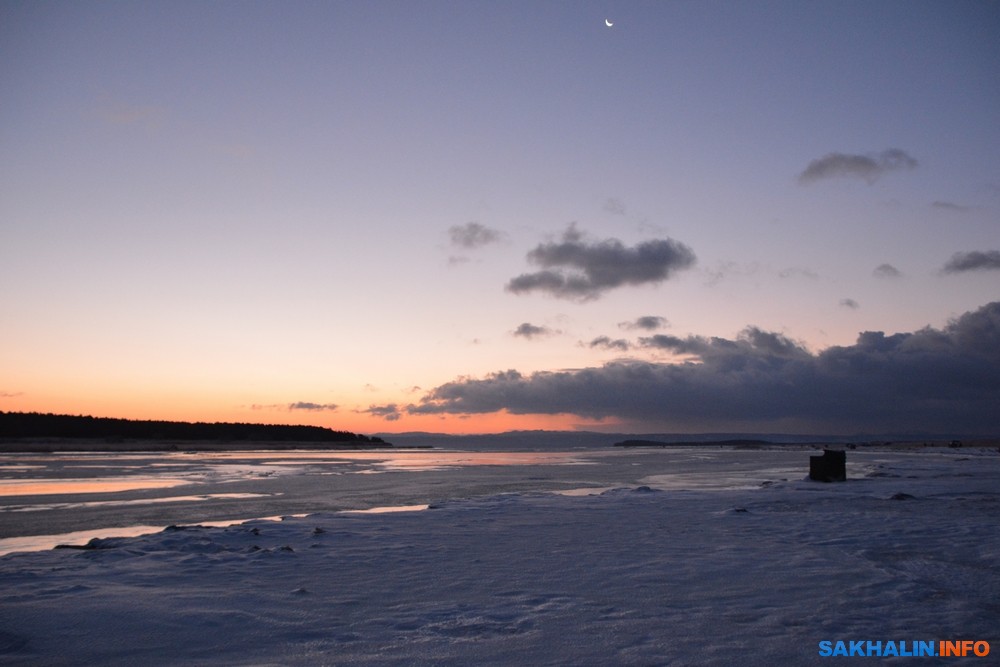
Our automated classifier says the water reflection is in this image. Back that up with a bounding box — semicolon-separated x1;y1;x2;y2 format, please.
0;450;598;499
190;450;593;469
0;525;169;556
342;504;430;514
553;486;617;496
0;449;623;556
0;448;838;557
3;492;276;512
0;503;429;556
0;477;189;496
0;513;308;556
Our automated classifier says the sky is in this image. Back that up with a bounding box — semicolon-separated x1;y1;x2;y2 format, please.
2;0;999;436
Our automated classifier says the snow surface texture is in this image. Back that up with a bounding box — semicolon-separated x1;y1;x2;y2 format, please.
1;451;998;665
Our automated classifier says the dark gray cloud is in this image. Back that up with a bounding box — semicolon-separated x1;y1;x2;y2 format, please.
513;323;555;339
288;401;339;411
798;149;918;185
407;302;1000;434
449;222;502;249
942;250;1000;274
840;298;860;310
365;404;401;421
506;224;696;301
589;336;631;351
619;316;668;331
873;263;902;278
638;334;713;356
640;327;807;359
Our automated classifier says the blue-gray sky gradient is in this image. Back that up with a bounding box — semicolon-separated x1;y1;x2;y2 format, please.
2;1;998;433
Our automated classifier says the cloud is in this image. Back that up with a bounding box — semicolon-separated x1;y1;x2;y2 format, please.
513;323;556;339
703;261;762;287
449;222;502;249
506;224;696;301
0;391;24;398
942;250;1000;274
798;149;918;185
619;316;668;331
288;402;339;411
364;404;402;421
638;334;711;356
778;267;819;281
639;327;807;359
931;201;972;213
252;402;339;412
873;263;902;278
406;302;1000;434
603;197;626;215
840;298;860;310
589;336;631;351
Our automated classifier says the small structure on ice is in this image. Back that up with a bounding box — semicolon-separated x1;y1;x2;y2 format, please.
809;449;846;482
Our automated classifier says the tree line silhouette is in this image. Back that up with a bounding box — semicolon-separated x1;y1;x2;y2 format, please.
0;411;386;445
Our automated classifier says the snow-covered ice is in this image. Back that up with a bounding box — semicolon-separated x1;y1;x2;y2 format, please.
0;447;998;665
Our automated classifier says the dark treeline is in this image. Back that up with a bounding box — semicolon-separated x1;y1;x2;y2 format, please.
0;412;386;445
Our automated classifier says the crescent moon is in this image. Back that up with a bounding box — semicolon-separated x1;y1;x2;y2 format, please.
605;18;614;27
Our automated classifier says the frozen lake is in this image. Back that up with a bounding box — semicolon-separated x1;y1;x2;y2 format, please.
1;446;831;554
1;444;997;665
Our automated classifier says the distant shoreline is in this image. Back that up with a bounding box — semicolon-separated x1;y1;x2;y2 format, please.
0;438;396;453
2;436;997;454
613;438;1000;451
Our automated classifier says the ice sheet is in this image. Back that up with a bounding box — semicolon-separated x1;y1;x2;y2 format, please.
0;448;997;665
